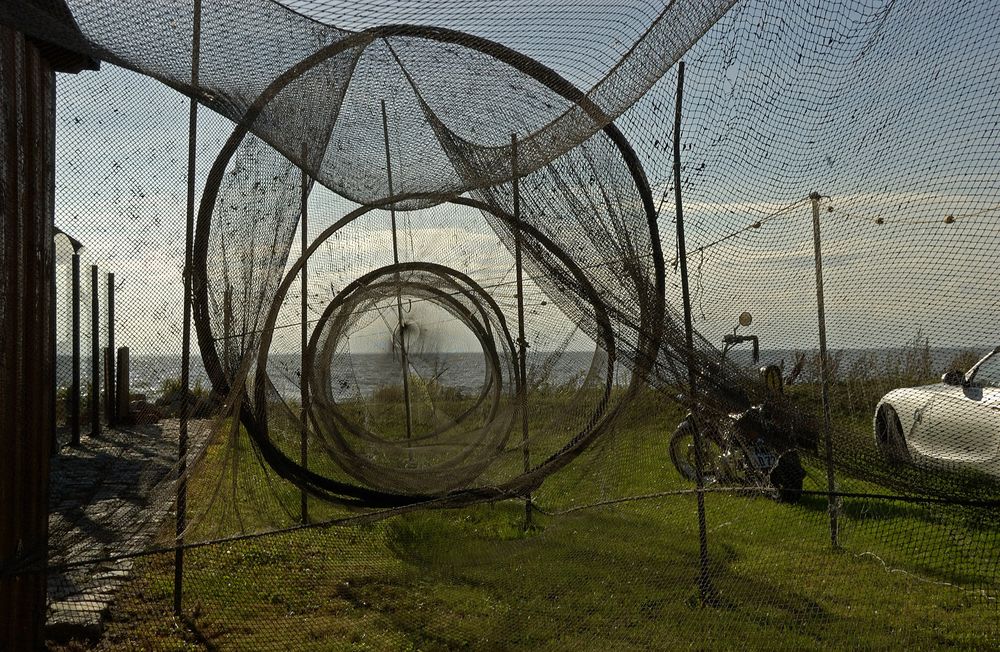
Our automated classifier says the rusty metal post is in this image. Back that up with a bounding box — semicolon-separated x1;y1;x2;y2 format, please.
810;191;840;549
512;133;532;529
175;0;202;616
223;284;233;372
381;99;414;456
299;144;309;524
673;62;713;603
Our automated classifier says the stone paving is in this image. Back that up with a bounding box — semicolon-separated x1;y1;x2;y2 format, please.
45;419;212;641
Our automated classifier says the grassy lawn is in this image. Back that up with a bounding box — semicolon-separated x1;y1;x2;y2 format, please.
65;387;999;650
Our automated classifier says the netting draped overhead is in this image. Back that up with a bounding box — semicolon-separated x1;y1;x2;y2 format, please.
5;0;735;203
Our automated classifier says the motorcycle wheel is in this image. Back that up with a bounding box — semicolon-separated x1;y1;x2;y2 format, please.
769;450;805;503
669;420;723;484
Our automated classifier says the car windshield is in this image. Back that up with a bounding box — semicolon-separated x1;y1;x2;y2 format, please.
970;351;1000;388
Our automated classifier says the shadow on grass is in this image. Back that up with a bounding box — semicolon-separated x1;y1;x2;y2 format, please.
377;502;837;649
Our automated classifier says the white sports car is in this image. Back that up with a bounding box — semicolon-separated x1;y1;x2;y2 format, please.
874;346;1000;477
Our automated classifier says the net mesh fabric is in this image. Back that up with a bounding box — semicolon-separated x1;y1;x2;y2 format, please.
1;0;999;648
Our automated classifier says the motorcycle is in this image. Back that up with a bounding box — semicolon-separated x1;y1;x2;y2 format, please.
668;312;807;503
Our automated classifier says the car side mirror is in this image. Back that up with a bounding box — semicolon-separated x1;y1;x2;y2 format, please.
941;370;964;386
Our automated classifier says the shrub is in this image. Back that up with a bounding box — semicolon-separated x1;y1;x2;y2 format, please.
944;349;982;375
155;376;220;417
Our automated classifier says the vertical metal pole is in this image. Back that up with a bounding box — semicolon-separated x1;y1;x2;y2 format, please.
381;99;414;453
90;264;100;436
299;144;309;524
175;0;202;616
810;191;839;549
222;285;233;372
70;252;80;445
673;62;713;603
511;134;532;528
106;271;115;426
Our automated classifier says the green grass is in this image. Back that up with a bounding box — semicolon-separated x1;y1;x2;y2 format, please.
62;386;1000;651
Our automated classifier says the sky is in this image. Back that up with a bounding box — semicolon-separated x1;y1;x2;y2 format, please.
50;0;1000;362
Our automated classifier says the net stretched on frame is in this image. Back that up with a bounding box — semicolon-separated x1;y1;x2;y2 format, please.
1;0;999;648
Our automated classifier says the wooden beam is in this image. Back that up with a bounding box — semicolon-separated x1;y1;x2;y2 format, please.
0;23;57;650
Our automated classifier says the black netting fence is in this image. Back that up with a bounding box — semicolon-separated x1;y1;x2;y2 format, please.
0;0;998;648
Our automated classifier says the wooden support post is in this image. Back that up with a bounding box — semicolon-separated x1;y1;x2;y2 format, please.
0;22;95;648
90;264;100;436
50;232;58;454
106;271;115;425
70;251;81;445
810;191;840;549
103;346;113;417
0;28;55;647
116;346;130;425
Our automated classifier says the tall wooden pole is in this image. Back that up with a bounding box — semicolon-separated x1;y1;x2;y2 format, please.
106;271;115;425
0;29;55;647
811;191;839;548
512;134;532;528
672;61;713;603
70;251;81;445
381;99;414;455
0;23;94;649
50;236;58;454
91;264;100;436
175;0;202;615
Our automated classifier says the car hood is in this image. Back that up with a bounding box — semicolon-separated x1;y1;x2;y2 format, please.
882;383;955;403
